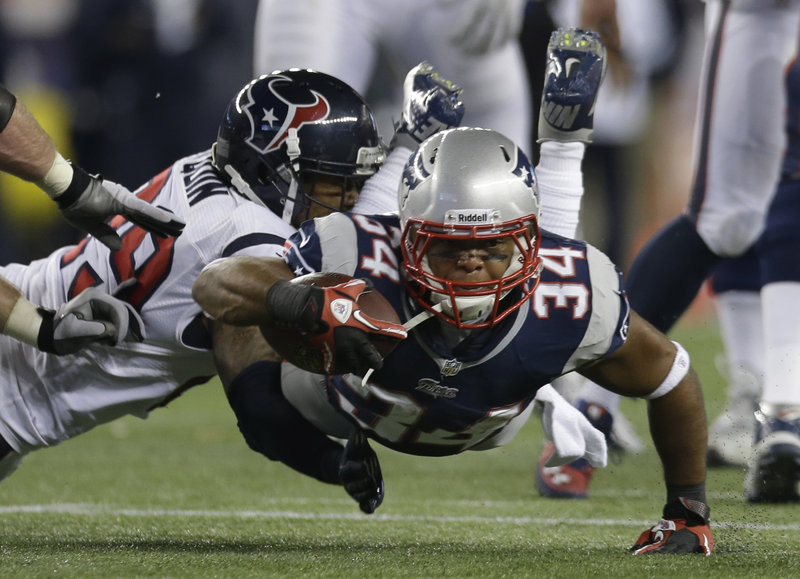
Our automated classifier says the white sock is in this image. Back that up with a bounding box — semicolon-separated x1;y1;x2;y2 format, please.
535;141;585;238
761;282;800;407
714;290;765;386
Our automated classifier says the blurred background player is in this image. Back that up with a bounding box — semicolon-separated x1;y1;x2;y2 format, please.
536;0;800;501
744;40;800;503
253;0;532;151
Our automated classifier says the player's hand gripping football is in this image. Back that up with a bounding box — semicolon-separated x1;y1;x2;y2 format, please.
56;164;185;250
37;287;145;355
631;497;714;556
339;429;384;514
265;277;407;375
390;61;465;151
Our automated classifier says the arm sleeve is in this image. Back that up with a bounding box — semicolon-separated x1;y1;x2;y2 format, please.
226;360;344;484
352;146;412;215
535;141;585;238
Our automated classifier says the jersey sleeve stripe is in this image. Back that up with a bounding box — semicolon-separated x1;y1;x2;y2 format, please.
222;233;286;257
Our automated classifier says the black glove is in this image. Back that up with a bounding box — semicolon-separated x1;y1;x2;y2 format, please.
631;497;714;556
37;288;145;355
266;278;405;375
339;429;384;514
57;164;185;250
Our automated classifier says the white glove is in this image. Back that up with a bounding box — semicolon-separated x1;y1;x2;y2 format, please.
440;0;528;55
534;384;607;468
57;165;185;250
37;287;145;355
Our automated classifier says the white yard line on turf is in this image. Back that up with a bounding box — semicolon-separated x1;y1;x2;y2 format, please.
0;503;797;531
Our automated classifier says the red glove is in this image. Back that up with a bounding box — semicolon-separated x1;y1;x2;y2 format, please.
631;498;714;556
266;277;407;375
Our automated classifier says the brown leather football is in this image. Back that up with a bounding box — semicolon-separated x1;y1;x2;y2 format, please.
260;272;403;374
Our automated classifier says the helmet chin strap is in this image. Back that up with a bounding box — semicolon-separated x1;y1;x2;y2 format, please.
223;165;263;207
281;172;299;223
361;302;444;384
281;127;302;223
403;301;444;331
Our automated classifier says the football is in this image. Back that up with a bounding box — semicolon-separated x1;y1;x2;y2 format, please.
260;272;404;374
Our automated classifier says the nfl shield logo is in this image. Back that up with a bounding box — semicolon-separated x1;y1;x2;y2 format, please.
440;359;462;377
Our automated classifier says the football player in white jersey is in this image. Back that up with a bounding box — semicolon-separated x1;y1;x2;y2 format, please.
0;69;398;480
0;84;185;358
253;0;533;147
194;126;715;555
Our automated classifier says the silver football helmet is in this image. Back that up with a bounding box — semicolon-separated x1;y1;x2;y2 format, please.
398;127;542;329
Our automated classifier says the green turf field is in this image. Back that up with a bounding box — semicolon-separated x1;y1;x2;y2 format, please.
1;320;798;578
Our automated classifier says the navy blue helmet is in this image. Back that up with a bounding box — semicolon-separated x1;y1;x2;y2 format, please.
213;69;385;224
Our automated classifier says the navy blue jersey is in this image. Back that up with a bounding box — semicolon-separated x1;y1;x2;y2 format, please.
284;212;630;456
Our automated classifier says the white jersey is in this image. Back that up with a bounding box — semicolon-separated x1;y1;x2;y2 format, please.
253;0;531;150
690;0;800;255
0;150;295;454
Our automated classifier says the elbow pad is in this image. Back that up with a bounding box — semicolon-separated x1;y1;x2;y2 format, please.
226;360;343;484
0;85;17;133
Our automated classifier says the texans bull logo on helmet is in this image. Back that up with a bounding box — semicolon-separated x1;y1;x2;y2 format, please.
241;74;331;155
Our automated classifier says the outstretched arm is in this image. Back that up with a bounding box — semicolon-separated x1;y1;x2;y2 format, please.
0;85;184;249
0;87;55;180
579;310;713;555
579;310;707;487
1;279;144;355
193;256;294;326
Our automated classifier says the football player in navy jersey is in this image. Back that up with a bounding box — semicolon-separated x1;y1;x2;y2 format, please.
194;127;715;555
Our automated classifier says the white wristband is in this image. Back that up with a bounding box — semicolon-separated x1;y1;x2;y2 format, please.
35;152;73;199
3;296;43;347
644;341;690;400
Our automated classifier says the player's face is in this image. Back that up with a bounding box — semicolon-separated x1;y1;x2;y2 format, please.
426;236;515;283
302;174;361;221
